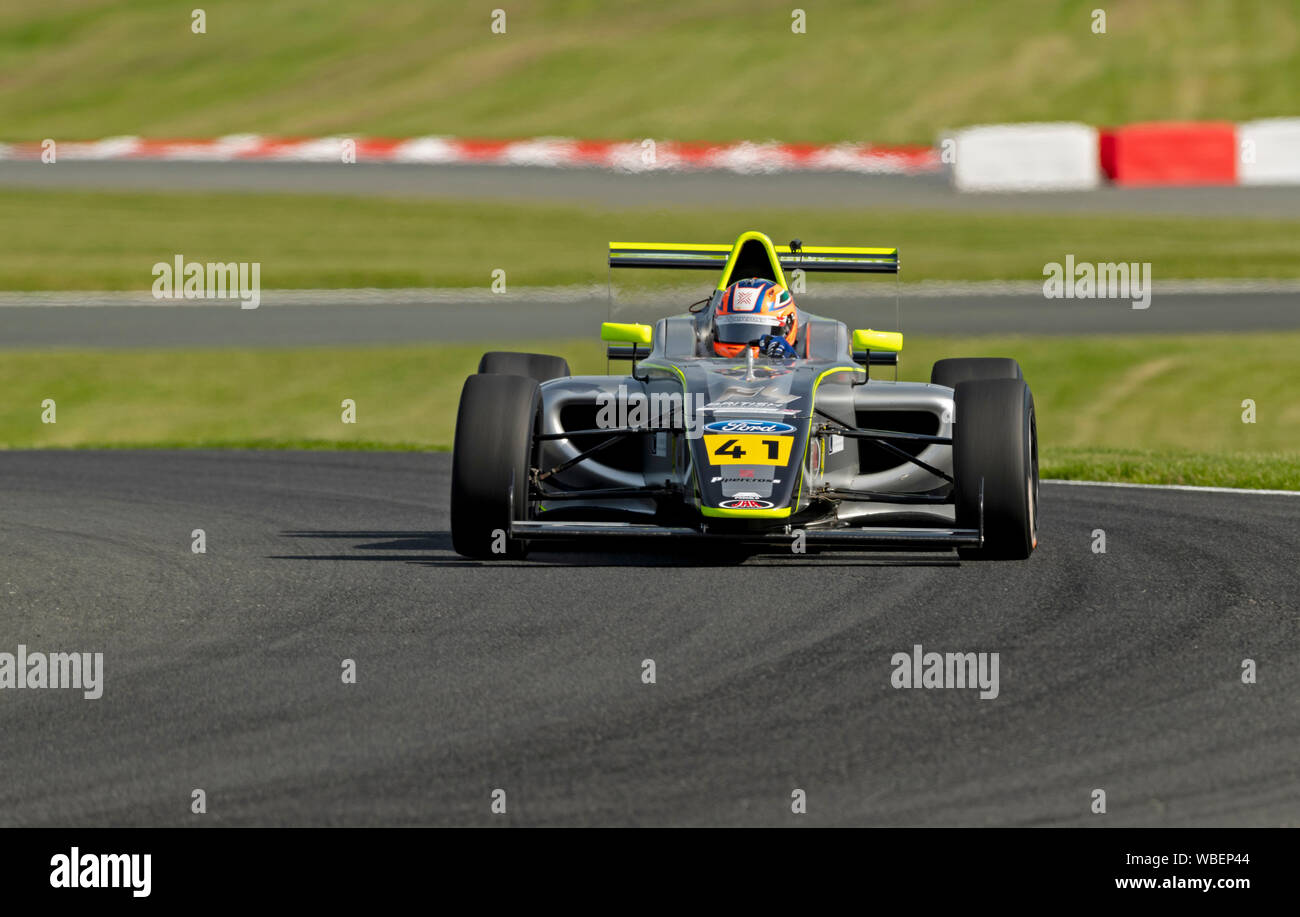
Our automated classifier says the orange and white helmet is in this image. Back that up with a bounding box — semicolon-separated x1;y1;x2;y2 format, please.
711;278;798;357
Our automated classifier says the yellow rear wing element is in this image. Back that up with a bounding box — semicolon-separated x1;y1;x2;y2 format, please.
609;230;899;290
600;322;653;345
852;329;904;352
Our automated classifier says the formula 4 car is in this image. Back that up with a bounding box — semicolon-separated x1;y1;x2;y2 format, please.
450;230;1037;560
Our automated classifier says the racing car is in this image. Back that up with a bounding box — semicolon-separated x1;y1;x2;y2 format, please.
450;230;1037;560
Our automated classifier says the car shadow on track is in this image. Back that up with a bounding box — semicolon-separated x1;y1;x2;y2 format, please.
271;530;960;568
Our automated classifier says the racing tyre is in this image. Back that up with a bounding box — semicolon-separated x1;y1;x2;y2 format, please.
931;357;1021;389
477;351;570;383
450;373;541;559
952;378;1038;560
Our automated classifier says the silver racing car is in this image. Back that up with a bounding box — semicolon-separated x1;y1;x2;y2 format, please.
450;230;1038;560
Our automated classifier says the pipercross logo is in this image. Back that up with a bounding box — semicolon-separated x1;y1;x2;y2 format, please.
50;848;151;897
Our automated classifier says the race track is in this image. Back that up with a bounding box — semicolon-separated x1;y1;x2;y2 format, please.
2;451;1295;826
5;290;1299;349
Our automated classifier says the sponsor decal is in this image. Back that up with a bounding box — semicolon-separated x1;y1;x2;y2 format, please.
704;419;796;435
706;383;801;409
716;310;770;323
719;498;775;510
713;366;793;380
704;400;800;414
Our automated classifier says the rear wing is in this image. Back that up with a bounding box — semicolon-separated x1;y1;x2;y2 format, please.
608;230;898;289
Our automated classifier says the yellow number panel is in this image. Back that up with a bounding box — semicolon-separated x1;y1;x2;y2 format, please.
703;434;794;466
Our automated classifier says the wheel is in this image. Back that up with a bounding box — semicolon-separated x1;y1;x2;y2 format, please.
450;373;541;559
931;357;1021;388
477;351;570;383
952;378;1038;560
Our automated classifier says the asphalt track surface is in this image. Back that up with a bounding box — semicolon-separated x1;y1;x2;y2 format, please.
2;450;1296;827
4;291;1298;349
5;160;1300;216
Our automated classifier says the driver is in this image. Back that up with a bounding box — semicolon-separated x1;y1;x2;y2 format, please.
710;277;799;358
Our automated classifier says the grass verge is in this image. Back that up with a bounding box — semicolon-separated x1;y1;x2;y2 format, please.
5;190;1300;290
3;1;1297;144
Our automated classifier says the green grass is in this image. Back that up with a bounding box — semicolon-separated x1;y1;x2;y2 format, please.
5;333;1297;488
1041;447;1298;490
2;1;1297;144
5;189;1300;291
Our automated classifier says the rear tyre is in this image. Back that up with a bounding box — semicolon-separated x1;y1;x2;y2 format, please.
477;351;570;383
931;357;1021;389
450;373;541;559
953;378;1038;560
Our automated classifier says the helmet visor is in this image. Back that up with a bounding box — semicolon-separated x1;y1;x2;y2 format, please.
714;313;782;345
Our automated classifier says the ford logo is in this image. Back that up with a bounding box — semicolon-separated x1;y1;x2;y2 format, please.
704;420;796;435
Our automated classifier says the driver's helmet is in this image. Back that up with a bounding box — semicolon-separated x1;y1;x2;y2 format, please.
711;277;798;357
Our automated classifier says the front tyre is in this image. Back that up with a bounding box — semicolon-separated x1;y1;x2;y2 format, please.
450;373;541;559
477;351;570;383
931;357;1022;388
953;378;1038;560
